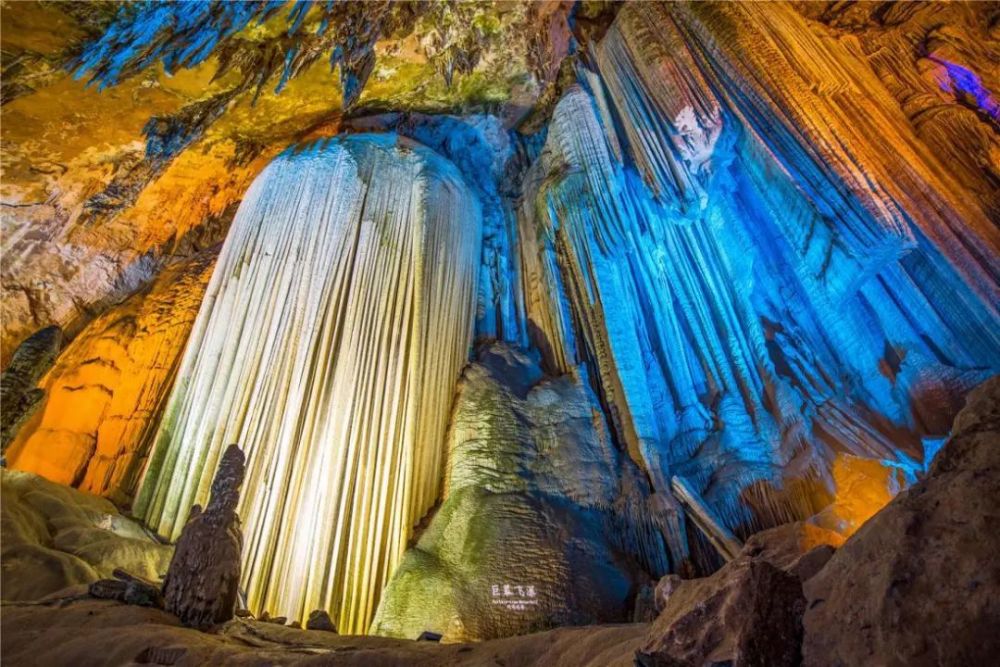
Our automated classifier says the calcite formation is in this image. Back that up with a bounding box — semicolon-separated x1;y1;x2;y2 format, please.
372;343;663;641
5;251;216;502
514;2;999;574
163;444;245;631
1;0;998;651
134;135;482;633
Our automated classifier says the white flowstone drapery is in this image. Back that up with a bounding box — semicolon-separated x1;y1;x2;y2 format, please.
134;135;482;633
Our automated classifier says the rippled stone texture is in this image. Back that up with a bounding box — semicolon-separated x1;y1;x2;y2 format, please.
372;342;663;641
515;2;999;574
6;251;216;502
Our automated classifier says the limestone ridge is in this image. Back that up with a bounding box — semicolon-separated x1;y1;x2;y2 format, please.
163;444;245;631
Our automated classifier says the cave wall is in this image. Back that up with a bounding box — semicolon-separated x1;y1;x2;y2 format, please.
5;250;217;504
511;1;998;569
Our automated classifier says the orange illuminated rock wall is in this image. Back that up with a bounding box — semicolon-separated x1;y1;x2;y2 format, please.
6;251;216;503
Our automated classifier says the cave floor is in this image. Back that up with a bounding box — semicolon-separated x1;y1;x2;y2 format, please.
1;595;646;667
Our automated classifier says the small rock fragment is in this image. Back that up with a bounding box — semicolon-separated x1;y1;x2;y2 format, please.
306;609;337;632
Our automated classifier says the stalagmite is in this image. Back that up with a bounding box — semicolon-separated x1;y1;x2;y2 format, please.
163;444;245;630
134;134;482;633
372;342;666;641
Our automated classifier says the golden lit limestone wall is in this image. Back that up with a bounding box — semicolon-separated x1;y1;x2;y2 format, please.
792;1;1000;223
6;251;216;504
134;135;482;634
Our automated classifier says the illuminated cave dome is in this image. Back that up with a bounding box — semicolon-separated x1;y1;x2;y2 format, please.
1;1;999;664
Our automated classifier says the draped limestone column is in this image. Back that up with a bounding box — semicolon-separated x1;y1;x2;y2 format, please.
134;134;482;633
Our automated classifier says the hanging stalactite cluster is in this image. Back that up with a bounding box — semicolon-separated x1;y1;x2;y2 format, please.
133;135;482;633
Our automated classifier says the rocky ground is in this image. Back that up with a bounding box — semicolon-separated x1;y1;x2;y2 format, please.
2;376;997;666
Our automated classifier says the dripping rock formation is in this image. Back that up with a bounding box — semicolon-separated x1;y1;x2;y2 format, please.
162;444;245;631
1;1;998;665
1;376;997;665
134;134;483;634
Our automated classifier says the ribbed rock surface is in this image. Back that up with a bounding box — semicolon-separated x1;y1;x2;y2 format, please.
793;1;1000;223
0;1;575;367
6;250;216;503
515;2;1000;573
135;135;482;634
372;343;663;641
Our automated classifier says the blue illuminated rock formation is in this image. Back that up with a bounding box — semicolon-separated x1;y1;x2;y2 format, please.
509;2;1000;575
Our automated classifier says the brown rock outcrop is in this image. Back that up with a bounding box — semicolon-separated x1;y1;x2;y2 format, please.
162;444;245;631
638;559;805;667
740;521;845;583
638;520;842;666
803;375;1000;667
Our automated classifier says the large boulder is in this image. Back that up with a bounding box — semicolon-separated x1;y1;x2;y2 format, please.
638;559;805;667
638;520;842;666
803;375;1000;666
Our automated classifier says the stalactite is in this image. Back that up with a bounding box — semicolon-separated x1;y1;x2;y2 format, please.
515;0;1000;566
133;134;482;633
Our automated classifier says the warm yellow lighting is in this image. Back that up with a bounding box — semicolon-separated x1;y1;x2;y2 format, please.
134;136;482;634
